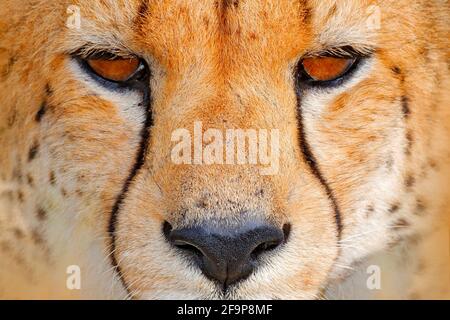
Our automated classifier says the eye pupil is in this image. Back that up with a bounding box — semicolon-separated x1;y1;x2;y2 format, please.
301;56;356;82
87;57;141;82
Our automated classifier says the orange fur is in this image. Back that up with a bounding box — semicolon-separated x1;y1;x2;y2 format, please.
0;0;448;299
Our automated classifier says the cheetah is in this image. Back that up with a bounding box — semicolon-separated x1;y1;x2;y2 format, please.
0;0;449;299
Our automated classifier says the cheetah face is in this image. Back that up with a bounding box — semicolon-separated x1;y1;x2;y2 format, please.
1;0;448;299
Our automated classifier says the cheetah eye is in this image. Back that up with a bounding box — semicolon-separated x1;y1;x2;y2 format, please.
301;56;356;82
296;46;374;88
73;50;149;88
87;57;142;82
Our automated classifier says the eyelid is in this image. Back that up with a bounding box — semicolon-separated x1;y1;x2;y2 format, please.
69;46;136;61
303;45;375;59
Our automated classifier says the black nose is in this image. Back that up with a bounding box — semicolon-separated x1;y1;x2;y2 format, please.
164;221;289;290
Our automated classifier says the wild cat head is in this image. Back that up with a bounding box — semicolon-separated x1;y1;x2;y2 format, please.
0;0;448;299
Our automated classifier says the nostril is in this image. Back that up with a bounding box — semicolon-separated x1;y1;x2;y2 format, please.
250;224;291;260
250;239;282;259
164;223;208;259
173;240;204;258
163;222;290;289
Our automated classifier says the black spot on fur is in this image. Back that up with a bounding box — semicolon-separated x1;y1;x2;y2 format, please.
26;174;34;187
302;7;312;24
7;109;17;127
405;174;415;190
31;230;44;245
405;131;413;156
13;228;24;239
61;188;67;197
428;159;438;170
36;84;52;122
49;171;56;185
389;203;401;214
299;0;312;23
414;198;427;215
394;218;410;228
222;0;239;10
134;0;150;30
28;142;39;162
37;208;47;221
138;0;149;16
17;190;24;203
35;102;47;122
391;66;402;75
401;96;410;118
196;198;208;209
385;156;394;171
366;204;375;217
45;84;53;96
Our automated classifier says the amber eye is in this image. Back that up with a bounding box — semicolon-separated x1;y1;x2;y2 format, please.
87;57;141;82
301;56;356;82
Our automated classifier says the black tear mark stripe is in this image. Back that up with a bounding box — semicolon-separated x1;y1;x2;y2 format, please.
295;85;343;240
293;0;342;241
108;84;153;297
295;5;343;241
402;95;410;119
109;3;154;295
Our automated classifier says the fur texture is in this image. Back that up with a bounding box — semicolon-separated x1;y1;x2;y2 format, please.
0;0;449;299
